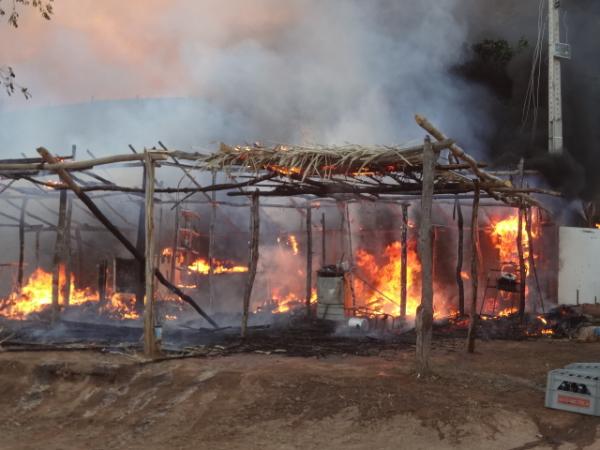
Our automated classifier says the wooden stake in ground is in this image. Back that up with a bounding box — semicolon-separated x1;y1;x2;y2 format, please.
400;202;409;318
416;136;435;375
455;196;465;316
467;184;480;353
241;191;260;338
51;190;67;322
517;206;527;320
18;198;28;290
144;152;158;357
305;205;313;317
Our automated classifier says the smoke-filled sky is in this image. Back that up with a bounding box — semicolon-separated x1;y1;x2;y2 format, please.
0;0;596;176
0;0;503;156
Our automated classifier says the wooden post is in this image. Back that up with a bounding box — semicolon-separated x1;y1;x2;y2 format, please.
339;203;346;263
455;196;465;316
345;203;357;310
416;136;435;375
525;207;545;313
517;206;527;319
62;196;73;306
135;162;148;313
321;213;326;267
35;229;40;268
98;260;107;304
51;190;67;322
144;152;158;357
208;171;217;312
17;198;28;290
241;191;260;338
400;202;409;318
75;226;83;285
170;204;180;284
467;184;480;353
305;205;313;317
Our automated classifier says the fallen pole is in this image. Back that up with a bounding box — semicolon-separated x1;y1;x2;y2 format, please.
37;147;219;329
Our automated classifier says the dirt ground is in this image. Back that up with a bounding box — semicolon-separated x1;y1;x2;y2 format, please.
1;339;599;450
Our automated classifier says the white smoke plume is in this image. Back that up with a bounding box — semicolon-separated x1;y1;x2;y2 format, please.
0;0;497;158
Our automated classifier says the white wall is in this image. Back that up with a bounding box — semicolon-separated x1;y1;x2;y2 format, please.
558;227;600;304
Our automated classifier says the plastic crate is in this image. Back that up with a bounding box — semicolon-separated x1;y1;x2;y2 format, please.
545;367;600;416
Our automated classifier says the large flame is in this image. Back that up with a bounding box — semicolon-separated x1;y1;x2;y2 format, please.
489;212;536;270
0;266;139;320
354;241;423;317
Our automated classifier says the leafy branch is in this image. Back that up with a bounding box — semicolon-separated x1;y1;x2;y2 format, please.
0;66;31;98
0;0;53;98
0;0;53;27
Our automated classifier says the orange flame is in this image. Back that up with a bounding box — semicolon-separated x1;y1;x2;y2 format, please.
187;258;248;275
354;241;423;317
0;266;140;320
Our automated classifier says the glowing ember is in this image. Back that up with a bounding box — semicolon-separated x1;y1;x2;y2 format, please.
258;288;317;314
497;307;518;317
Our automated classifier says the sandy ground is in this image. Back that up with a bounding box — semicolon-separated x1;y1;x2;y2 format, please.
0;339;599;450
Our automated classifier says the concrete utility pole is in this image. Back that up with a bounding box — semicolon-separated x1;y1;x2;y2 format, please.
548;0;571;155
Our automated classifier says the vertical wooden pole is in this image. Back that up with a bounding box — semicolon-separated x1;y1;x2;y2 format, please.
241;191;260;338
517;206;527;320
18;198;28;290
467;184;480;353
144;152;158;357
525;207;545;313
321;213;326;267
455;196;465;316
35;229;41;269
345;203;357;310
98;260;107;305
75;226;83;285
416;136;435;375
339;203;346;263
400;202;409;318
170;204;180;284
305;205;313;317
52;190;67;322
62;196;73;306
208;171;217;312
135;162;148;313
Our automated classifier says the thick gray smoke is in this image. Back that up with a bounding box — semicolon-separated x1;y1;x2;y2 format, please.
0;0;496;159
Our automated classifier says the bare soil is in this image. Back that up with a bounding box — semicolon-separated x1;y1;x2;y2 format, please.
1;339;599;450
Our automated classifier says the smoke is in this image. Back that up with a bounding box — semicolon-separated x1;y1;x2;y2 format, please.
0;0;498;157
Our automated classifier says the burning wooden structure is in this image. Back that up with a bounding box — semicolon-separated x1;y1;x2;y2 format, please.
0;115;561;369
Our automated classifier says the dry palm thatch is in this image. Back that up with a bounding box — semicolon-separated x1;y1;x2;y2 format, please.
196;141;452;180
